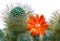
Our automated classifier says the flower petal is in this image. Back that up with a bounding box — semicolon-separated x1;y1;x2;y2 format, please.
29;24;35;28
30;16;35;21
28;27;32;31
36;14;39;23
32;29;38;36
39;30;46;36
39;14;45;23
27;20;35;25
41;23;48;30
40;21;46;25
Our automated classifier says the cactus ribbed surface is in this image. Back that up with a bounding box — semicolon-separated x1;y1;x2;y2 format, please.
17;34;33;41
49;10;60;41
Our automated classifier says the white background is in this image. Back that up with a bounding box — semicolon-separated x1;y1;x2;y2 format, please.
0;0;60;29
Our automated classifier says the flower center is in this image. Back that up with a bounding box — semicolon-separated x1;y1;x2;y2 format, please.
35;23;40;27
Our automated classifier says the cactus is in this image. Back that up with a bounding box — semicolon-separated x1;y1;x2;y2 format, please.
7;7;27;32
17;33;33;41
0;29;4;37
32;35;40;41
10;7;25;17
0;37;8;41
43;31;53;41
49;10;60;41
5;7;26;41
3;3;33;41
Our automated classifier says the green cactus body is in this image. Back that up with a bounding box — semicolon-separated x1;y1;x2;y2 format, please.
0;37;8;41
43;31;53;41
17;34;33;41
0;29;4;37
49;10;60;41
10;7;25;17
3;4;32;41
32;35;40;41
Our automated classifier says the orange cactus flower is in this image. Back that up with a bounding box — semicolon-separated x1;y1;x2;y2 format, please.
27;14;48;36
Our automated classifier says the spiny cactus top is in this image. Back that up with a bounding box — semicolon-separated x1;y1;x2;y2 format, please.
10;7;25;17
